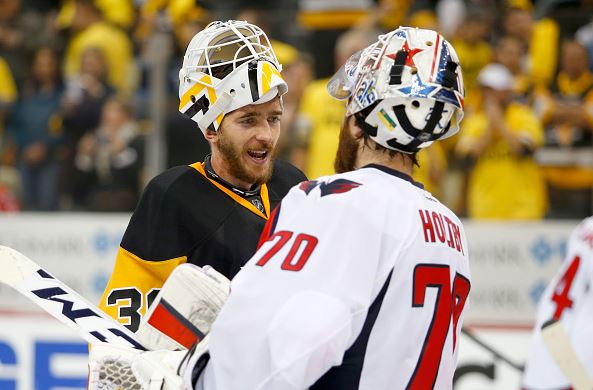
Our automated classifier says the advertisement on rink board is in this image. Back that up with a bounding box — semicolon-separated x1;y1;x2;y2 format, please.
0;214;579;389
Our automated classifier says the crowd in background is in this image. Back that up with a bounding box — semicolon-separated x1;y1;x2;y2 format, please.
0;0;592;219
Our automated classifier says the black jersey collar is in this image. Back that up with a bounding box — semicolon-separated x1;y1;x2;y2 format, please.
204;155;262;198
361;164;424;189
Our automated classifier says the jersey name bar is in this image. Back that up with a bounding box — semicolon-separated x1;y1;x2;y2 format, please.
418;209;464;254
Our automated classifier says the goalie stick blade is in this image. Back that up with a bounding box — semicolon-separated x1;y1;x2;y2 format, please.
0;245;147;351
541;319;593;390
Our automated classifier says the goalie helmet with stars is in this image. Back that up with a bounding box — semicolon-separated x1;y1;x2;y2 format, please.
327;27;465;153
178;20;288;134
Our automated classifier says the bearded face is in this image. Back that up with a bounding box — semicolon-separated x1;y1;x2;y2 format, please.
209;98;282;190
216;127;276;187
334;116;360;174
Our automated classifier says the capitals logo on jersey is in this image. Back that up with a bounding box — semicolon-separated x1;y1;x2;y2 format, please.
299;179;362;197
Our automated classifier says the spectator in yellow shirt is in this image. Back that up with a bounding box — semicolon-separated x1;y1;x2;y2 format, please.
450;8;493;112
533;40;593;218
456;64;547;219
298;28;378;179
60;0;134;94
493;35;533;102
502;5;560;88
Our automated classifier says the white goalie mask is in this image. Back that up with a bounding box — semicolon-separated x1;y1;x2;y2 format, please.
328;27;465;153
179;20;287;133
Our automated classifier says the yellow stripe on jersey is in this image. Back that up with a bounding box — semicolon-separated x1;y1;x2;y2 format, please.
190;162;270;219
99;247;187;325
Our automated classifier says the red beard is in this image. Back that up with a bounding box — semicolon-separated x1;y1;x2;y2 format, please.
334;117;359;174
217;131;275;187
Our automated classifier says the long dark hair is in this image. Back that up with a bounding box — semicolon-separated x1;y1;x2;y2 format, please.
24;45;63;96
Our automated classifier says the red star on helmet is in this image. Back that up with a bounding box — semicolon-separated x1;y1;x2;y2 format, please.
386;41;423;67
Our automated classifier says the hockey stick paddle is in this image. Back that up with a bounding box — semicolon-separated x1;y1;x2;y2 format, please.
0;245;147;350
541;319;593;390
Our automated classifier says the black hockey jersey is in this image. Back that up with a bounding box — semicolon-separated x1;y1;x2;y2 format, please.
99;159;306;331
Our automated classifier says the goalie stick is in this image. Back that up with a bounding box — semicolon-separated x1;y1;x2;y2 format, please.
541;319;593;390
461;327;524;372
0;245;147;351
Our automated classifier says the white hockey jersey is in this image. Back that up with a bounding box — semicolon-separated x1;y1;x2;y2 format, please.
522;216;593;390
197;164;472;390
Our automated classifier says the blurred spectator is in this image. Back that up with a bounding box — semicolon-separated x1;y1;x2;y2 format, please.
60;46;116;206
62;46;115;145
456;64;547;219
72;97;144;211
492;35;532;101
298;28;378;179
576;17;593;72
0;0;54;89
59;0;134;94
275;52;314;171
450;8;493;111
533;40;593;218
0;55;20;212
10;46;64;211
502;4;560;89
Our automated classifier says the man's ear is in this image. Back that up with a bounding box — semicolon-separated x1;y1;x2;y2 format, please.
349;115;364;138
203;129;218;144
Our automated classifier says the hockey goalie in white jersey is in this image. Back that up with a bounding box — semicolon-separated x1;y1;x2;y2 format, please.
89;26;471;390
522;216;593;390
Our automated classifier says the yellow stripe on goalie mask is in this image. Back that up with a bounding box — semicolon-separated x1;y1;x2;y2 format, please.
179;74;223;128
179;74;218;109
259;61;284;97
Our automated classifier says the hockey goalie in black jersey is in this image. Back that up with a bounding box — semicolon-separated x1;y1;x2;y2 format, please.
99;20;306;332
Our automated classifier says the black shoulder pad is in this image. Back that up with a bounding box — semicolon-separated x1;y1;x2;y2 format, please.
267;160;308;203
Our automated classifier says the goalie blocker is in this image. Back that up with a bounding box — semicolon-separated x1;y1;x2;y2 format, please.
89;264;229;390
136;264;230;351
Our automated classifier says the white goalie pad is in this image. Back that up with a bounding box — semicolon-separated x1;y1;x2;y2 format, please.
136;264;231;350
